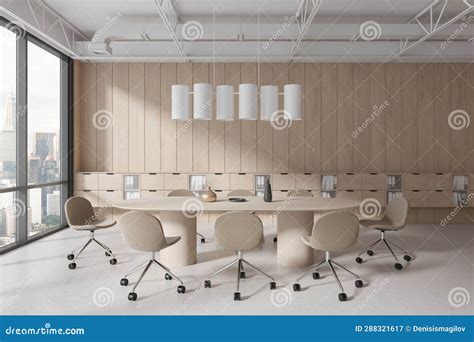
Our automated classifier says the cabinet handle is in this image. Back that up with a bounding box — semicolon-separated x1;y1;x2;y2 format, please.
238;173;246;175
106;172;114;175
148;173;157;175
303;172;312;175
172;173;180;175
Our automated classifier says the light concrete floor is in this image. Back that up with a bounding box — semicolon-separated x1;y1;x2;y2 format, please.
0;222;472;315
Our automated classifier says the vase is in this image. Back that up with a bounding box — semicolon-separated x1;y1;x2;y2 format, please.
198;186;217;202
264;179;272;202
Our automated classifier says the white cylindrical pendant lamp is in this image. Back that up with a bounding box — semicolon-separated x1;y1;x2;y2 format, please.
216;85;234;121
284;84;302;120
193;83;212;120
239;83;257;120
172;85;191;120
260;85;278;121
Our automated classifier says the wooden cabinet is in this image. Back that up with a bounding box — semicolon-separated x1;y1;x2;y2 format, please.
230;174;254;190
338;173;362;190
140;174;165;190
164;173;188;190
403;174;428;190
361;174;385;190
295;173;320;190
74;190;99;207
98;173;122;190
272;174;296;190
428;174;451;190
427;190;452;207
207;174;230;190
75;173;99;190
140;190;165;199
361;190;386;206
403;190;428;207
337;190;362;201
98;190;123;207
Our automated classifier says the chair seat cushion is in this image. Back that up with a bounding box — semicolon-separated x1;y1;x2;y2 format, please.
164;236;180;248
360;217;396;230
71;219;116;231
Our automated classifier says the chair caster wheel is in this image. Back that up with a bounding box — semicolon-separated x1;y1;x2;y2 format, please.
204;280;211;288
67;254;74;260
234;292;241;301
68;262;76;270
367;250;374;256
120;278;128;286
312;272;320;280
201;238;206;243
338;293;347;301
273;237;277;243
240;271;246;279
109;258;117;265
105;251;112;257
165;273;172;280
355;280;363;288
404;255;411;261
270;282;276;290
355;257;363;264
293;283;301;292
128;292;137;301
395;263;403;270
177;285;186;294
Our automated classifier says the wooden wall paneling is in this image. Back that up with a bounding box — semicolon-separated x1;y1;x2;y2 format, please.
449;64;466;171
321;63;338;172
417;64;434;172
73;61;81;172
144;63;161;172
209;63;225;172
337;63;354;172
176;63;193;172
305;63;321;171
96;64;113;172
128;63;145;172
385;63;402;172
418;208;433;224
433;64;450;172
112;63;129;172
192;63;210;172
224;63;241;172
160;63;177;172
466;64;474;171
353;64;370;172
257;63;274;172
273;63;290;172
289;63;306;172
401;64;418;172
369;63;386;172
240;63;257;172
80;63;97;171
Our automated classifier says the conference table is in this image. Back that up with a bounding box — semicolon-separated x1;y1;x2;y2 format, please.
114;196;360;268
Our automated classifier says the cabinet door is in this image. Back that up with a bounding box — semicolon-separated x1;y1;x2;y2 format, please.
427;191;452;207
403;174;428;190
428;174;451;190
98;173;122;190
230;174;254;190
337;190;362;201
207;174;230;190
272;174;296;190
295;174;320;190
140;190;165;199
98;190;123;207
361;190;386;206
75;173;99;190
164;173;188;190
74;190;99;207
140;174;165;190
338;174;362;190
361;174;385;190
403;190;428;207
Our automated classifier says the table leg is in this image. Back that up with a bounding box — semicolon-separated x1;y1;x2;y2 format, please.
159;211;197;267
277;211;315;267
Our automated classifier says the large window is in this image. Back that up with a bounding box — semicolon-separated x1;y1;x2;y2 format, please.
0;18;71;251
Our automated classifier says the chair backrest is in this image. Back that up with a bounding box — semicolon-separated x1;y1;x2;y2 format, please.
119;211;168;252
308;211;359;252
167;189;195;197
215;212;263;251
384;196;409;228
65;196;95;228
286;189;314;197
227;189;254;197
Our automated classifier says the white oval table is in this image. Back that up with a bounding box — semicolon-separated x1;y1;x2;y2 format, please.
114;196;359;267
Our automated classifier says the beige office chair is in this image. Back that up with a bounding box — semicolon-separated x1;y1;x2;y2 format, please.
119;211;185;301
227;189;254;197
355;196;412;270
167;189;207;243
64;196;117;269
273;189;314;243
292;212;364;302
203;212;276;301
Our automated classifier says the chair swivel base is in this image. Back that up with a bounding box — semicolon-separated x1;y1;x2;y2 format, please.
355;230;413;270
120;252;185;301
292;252;365;302
67;231;116;269
204;251;276;301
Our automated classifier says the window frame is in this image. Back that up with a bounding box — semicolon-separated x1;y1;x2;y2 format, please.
0;17;73;254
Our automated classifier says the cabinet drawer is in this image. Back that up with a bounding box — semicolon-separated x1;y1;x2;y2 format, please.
272;174;296;190
273;190;290;200
337;190;361;202
75;173;98;190
361;174;385;190
74;190;99;207
140;190;165;199
207;174;230;190
428;174;451;190
403;190;428;207
230;174;254;190
427;191;452;207
164;173;188;190
98;190;123;207
295;174;320;190
361;190;386;206
338;174;362;190
140;174;164;190
403;174;428;190
98;173;122;190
